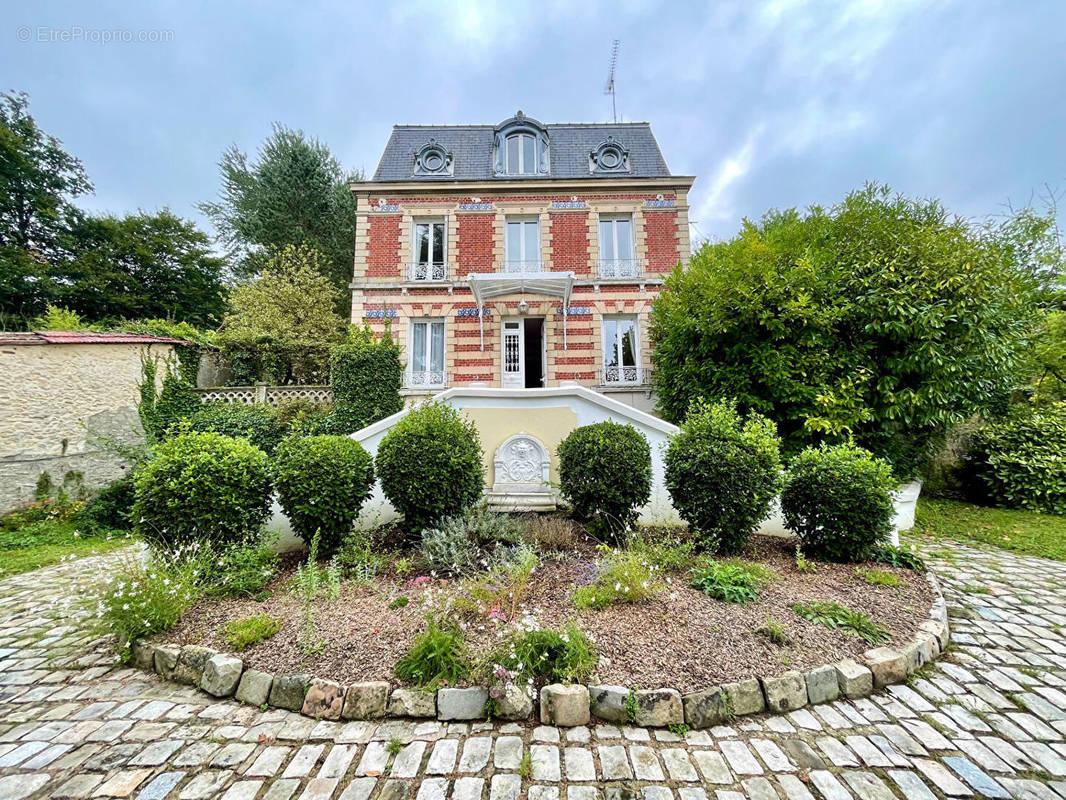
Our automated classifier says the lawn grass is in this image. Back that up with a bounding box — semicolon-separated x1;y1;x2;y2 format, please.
0;521;134;578
913;498;1066;562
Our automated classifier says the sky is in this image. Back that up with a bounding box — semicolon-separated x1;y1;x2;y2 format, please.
4;0;1065;246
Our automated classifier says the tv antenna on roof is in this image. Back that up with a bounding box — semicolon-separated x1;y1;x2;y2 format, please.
604;39;620;123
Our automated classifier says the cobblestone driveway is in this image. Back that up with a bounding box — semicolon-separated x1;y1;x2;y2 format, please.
2;543;1066;800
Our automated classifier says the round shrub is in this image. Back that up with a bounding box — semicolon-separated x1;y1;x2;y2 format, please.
781;443;896;562
376;402;484;533
664;399;781;554
187;403;283;454
968;404;1066;514
133;431;273;551
273;434;376;554
557;421;652;537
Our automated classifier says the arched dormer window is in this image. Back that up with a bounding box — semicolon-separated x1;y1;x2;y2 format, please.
493;111;549;176
590;136;630;174
413;139;453;176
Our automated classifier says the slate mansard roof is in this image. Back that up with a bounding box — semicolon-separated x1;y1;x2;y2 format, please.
369;113;674;183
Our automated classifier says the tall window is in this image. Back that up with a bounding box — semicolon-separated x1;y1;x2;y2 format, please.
505;133;537;175
505;218;540;271
409;319;445;387
411;220;446;281
603;316;640;384
598;215;637;277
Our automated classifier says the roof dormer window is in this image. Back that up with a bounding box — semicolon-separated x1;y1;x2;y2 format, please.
494;111;549;177
590;136;630;174
413;139;453;176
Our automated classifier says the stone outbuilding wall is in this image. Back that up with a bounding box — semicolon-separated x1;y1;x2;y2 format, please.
0;331;184;512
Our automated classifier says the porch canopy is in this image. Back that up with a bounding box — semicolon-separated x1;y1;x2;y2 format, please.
466;271;576;350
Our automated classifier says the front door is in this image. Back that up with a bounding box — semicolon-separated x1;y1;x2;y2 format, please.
501;320;524;388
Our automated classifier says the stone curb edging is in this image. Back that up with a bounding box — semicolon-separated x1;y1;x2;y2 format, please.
130;571;949;729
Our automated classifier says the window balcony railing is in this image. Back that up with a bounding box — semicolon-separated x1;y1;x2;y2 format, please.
407;261;449;281
501;260;544;274
403;370;448;390
602;365;644;386
597;259;643;279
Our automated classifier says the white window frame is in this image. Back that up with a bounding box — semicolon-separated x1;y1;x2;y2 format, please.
598;214;638;278
505;132;537;175
602;315;641;385
410;218;447;281
504;217;540;271
407;318;446;388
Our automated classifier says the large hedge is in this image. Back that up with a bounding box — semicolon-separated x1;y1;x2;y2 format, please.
968;404;1066;514
664;399;781;554
781;443;897;562
329;325;404;434
187;403;283;454
651;185;1048;478
557;421;652;538
273;435;376;554
133;431;272;551
376;402;483;533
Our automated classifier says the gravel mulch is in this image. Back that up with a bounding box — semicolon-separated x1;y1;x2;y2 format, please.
164;534;935;694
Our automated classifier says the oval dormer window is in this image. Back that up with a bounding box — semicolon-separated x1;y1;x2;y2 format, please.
590;137;630;174
413;139;453;176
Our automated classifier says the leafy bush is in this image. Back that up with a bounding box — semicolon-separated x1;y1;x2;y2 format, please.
557;421;652;538
690;559;773;604
968;404;1066;515
187;403;283;454
792;601;889;644
329;325;404;434
781;442;896;562
196;537;279;598
394;617;470;687
493;622;596;685
273;434;375;554
664;399;782;554
79;474;136;531
873;544;926;572
573;547;661;610
133;431;273;551
92;552;200;655
376;402;484;533
222;614;281;651
420;508;524;575
650;185;1047;477
2;496;83;532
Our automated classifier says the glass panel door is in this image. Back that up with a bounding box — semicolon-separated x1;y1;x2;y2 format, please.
413;221;446;280
501;320;524;388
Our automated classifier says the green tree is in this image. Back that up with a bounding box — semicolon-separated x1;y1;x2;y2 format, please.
651;184;1048;477
217;244;345;383
54;210;226;327
0;91;92;321
199;124;359;301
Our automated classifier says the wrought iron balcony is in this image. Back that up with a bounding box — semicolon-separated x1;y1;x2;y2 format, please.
602;365;644;385
501;260;544;274
403;370;448;389
407;261;449;281
597;259;643;278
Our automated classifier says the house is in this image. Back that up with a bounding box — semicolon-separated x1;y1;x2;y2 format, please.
349;111;693;411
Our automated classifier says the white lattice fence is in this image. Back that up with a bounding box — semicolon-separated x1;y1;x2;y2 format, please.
195;385;333;406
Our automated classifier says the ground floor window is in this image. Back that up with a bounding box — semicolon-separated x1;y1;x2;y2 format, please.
408;319;445;387
602;316;640;384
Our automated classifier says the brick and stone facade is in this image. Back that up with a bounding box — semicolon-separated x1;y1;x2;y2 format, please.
350;113;693;411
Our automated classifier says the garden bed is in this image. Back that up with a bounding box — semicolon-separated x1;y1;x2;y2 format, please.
162;532;934;694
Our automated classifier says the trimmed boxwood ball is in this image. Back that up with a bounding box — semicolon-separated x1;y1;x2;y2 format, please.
133;431;272;551
557;421;652;538
664;399;781;554
781;442;896;562
967;404;1066;515
273;434;376;554
376;402;484;533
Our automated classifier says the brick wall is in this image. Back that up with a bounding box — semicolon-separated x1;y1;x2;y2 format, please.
644;211;680;272
366;215;401;279
457;214;495;273
549;212;591;276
